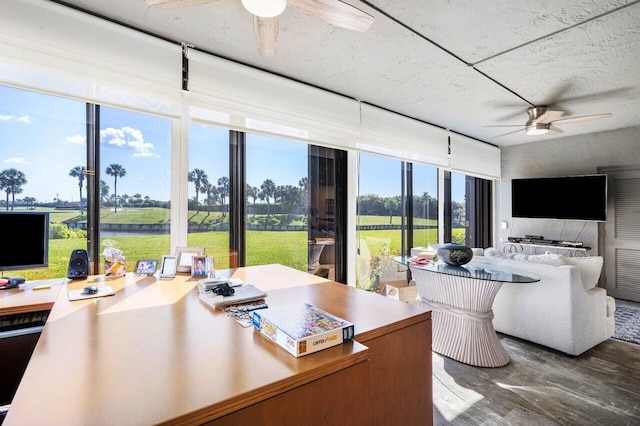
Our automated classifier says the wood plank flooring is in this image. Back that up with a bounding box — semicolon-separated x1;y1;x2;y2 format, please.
433;333;640;425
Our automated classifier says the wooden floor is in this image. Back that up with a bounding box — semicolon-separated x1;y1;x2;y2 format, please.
433;333;640;425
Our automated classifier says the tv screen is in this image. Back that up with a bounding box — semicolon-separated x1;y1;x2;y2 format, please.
0;212;50;271
511;175;607;222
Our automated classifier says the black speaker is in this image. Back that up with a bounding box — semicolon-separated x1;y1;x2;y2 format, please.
67;249;89;280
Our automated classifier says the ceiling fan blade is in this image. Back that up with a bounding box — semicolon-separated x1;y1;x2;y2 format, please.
254;16;278;58
483;125;524;128
491;128;526;139
551;113;612;125
536;109;565;124
549;125;564;133
145;0;219;9
288;0;374;32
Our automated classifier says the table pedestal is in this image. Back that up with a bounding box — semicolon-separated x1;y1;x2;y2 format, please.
411;267;510;367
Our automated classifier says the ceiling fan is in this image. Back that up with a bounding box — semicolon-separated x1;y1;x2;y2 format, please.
485;106;612;138
144;0;375;57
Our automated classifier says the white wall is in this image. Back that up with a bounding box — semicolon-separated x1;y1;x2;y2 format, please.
497;126;640;255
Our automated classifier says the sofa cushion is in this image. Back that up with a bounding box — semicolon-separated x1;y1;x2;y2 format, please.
516;253;567;266
471;247;484;256
563;256;604;289
484;247;504;258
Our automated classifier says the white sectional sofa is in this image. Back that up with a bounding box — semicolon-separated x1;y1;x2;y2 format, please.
471;248;615;356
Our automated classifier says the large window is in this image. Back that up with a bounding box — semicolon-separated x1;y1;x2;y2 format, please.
98;106;172;273
1;83;491;284
412;163;439;249
0;85;86;279
245;134;309;270
356;154;407;291
356;153;491;292
187;123;231;268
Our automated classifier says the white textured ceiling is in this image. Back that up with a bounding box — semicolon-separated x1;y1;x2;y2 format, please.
53;0;640;147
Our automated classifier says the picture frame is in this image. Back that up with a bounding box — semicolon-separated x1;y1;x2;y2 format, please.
174;246;205;273
159;255;177;280
191;255;208;278
134;259;158;276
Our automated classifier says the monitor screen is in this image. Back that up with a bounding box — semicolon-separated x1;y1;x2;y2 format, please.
0;212;50;271
511;175;607;222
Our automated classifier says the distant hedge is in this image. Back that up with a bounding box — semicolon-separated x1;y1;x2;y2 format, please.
50;222;87;239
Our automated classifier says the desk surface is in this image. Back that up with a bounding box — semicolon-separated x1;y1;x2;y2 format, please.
4;264;429;425
0;279;63;316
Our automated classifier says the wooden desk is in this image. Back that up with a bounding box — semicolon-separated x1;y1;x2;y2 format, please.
0;279;62;316
4;264;432;425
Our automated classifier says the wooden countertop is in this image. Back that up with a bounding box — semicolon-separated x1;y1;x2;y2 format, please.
4;264;429;425
0;279;63;316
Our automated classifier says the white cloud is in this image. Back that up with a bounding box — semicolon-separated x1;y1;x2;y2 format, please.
100;126;159;158
0;114;32;123
67;135;86;145
5;157;27;164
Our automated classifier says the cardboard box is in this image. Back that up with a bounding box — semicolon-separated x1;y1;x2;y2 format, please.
381;280;417;305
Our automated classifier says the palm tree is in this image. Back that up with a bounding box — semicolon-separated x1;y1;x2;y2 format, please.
246;184;258;217
217;176;229;217
0;169;27;211
105;164;126;213
69;165;86;214
100;180;110;205
23;196;36;209
260;179;276;219
188;169;208;213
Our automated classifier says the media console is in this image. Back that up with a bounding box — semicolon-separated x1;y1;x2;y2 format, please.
505;236;591;256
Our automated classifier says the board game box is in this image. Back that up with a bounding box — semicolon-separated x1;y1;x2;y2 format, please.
252;303;355;357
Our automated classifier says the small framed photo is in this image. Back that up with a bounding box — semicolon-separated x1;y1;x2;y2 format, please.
135;259;158;276
175;246;205;273
160;255;177;280
191;255;208;277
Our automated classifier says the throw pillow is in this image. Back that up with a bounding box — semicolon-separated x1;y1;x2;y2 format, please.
519;253;567;266
484;247;504;258
563;256;603;290
471;247;484;256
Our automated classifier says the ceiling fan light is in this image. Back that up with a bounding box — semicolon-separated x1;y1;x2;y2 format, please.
526;123;550;135
241;0;286;18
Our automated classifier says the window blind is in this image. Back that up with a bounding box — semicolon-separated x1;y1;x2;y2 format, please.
0;0;182;116
1;0;501;178
359;103;450;168
188;50;360;150
449;133;501;179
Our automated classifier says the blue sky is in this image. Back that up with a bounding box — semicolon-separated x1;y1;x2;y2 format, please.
1;84;461;203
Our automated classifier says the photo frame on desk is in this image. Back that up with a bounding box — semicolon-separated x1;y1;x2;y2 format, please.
135;259;158;276
191;255;208;278
175;246;204;273
159;255;177;280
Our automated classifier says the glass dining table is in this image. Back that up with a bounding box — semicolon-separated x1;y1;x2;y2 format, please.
395;256;540;367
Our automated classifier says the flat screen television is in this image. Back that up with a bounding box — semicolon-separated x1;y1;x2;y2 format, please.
511;174;607;222
0;212;50;271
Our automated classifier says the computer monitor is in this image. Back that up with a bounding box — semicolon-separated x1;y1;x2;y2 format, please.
0;212;50;271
